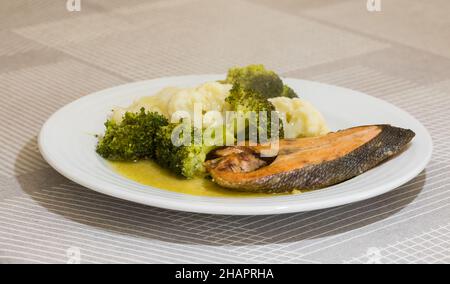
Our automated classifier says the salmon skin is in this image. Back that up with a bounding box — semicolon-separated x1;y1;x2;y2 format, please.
205;125;416;193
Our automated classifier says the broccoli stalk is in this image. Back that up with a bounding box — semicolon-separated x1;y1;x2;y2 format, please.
96;108;168;161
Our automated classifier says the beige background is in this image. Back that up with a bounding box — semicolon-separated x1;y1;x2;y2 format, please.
0;0;449;263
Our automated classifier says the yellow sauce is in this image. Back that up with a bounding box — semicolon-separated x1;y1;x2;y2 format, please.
110;160;297;198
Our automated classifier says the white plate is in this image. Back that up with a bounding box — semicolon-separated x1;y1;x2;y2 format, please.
39;75;433;215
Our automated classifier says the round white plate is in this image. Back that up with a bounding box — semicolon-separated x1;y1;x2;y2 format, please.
39;75;433;215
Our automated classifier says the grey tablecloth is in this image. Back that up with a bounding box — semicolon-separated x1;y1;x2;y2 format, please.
1;0;449;264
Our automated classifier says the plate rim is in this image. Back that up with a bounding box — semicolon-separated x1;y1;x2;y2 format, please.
38;75;433;215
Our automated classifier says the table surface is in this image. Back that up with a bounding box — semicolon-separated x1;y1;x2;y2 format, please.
1;0;449;264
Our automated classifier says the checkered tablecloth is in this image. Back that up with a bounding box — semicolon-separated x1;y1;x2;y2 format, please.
1;0;449;264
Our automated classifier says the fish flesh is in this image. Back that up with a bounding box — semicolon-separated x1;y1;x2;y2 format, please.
205;125;415;193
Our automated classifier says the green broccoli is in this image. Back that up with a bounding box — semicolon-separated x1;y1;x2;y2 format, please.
280;85;298;98
226;83;275;114
224;64;298;99
96;64;297;178
96;108;168;161
154;123;217;179
224;64;283;99
225;83;283;142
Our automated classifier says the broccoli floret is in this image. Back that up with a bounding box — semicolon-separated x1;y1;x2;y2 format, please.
96;108;168;161
226;84;283;142
280;85;298;98
154;123;217;179
226;83;275;113
224;64;298;99
225;64;283;99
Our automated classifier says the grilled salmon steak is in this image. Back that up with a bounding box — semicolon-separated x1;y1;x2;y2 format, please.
205;125;415;193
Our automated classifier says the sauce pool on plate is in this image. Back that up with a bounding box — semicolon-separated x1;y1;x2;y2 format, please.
109;160;298;198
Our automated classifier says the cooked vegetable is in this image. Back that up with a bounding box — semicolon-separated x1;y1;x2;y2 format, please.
225;83;282;142
224;64;298;98
154;123;217;178
96;64;325;182
280;85;298;99
111;83;232;128
226;83;275;114
96;108;168;161
269;97;329;138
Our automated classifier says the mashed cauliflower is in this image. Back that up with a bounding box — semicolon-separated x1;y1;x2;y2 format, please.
112;82;329;138
269;97;329;138
111;87;180;122
112;82;232;128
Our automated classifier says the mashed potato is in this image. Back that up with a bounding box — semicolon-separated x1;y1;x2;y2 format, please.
112;82;329;138
269;97;329;138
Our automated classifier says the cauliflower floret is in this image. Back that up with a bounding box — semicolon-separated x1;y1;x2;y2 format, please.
167;82;232;128
111;87;179;122
111;82;232;129
269;97;329;138
111;82;329;140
